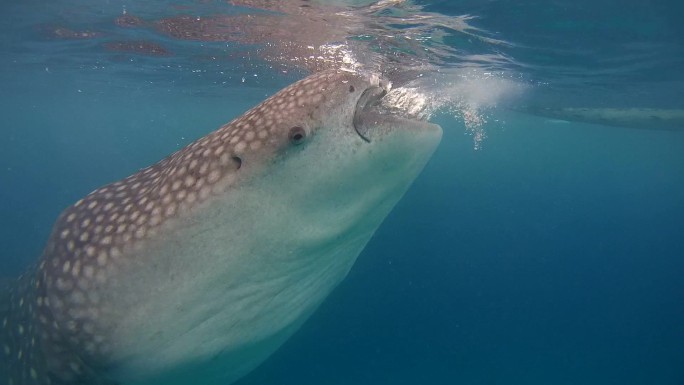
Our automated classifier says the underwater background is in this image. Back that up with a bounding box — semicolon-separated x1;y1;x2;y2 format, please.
1;0;683;384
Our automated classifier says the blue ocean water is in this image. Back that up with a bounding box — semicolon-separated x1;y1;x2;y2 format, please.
1;1;683;384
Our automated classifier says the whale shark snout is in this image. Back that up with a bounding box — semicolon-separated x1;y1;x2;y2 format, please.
1;70;442;385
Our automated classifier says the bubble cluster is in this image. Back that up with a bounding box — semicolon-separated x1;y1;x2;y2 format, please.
383;69;526;150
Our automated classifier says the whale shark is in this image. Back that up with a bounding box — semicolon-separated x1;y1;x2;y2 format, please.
520;106;684;131
0;70;442;385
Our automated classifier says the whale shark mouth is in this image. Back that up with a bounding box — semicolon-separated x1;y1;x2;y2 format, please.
353;84;433;143
353;86;387;142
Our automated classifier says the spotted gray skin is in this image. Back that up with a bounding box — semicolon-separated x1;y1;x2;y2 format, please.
1;70;442;385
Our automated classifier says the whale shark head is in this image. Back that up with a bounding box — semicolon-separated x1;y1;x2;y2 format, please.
1;70;442;385
226;70;443;247
208;69;442;193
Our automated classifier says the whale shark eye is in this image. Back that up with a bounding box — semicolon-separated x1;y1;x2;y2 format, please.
288;126;306;145
349;85;355;93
